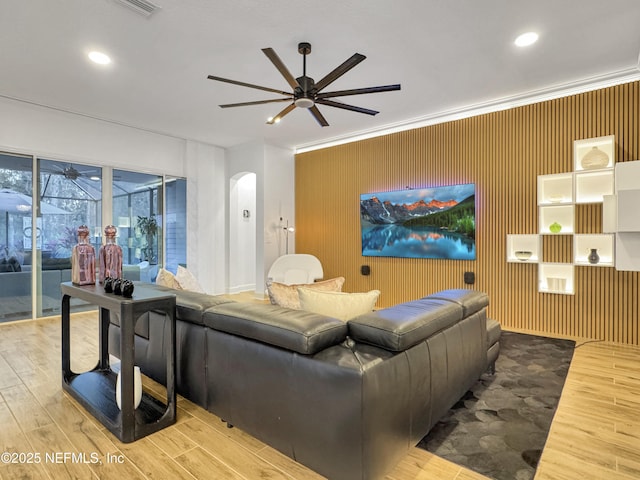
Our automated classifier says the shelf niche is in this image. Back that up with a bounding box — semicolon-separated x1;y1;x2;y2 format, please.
539;205;574;234
537;173;573;205
506;234;540;263
574;135;615;172
575;170;614;204
539;263;574;295
573;234;614;267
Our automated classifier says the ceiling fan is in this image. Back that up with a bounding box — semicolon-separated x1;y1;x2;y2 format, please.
48;164;98;180
207;42;401;127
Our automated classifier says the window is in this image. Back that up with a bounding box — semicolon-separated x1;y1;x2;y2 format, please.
0;153;187;322
0;152;33;321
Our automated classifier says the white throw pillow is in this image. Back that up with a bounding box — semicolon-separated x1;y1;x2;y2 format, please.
175;265;206;293
298;288;380;321
156;268;182;290
266;277;345;309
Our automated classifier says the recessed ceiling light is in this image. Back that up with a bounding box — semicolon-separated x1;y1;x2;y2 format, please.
88;51;111;65
514;32;539;47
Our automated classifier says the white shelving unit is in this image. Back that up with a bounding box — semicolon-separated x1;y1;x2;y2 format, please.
616;189;640;232
602;160;640;271
507;135;616;294
506;234;540;263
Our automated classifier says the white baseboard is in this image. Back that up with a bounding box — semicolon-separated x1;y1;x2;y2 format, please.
227;284;256;294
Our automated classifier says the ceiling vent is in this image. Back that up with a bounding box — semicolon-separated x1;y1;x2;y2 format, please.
113;0;160;17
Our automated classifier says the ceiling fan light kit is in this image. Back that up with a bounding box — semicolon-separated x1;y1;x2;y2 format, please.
207;42;400;127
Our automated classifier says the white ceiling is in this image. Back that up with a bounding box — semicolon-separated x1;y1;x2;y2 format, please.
2;0;639;151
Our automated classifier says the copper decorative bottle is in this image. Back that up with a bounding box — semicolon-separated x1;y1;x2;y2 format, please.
71;225;96;285
99;225;123;283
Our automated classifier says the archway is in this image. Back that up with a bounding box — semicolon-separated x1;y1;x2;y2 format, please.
229;172;256;293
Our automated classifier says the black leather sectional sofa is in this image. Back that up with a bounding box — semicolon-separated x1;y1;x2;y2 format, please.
109;285;500;480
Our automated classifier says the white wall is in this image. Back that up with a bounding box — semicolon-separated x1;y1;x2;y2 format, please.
227;141;295;296
227;142;265;295
264;143;296;274
184;140;227;294
0;96;185;176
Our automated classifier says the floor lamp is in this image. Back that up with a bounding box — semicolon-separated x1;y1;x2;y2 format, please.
281;218;295;254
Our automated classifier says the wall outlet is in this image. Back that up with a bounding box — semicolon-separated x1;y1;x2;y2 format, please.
361;265;371;276
464;272;475;284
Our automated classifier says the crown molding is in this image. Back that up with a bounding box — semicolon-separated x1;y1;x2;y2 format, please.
295;66;640;154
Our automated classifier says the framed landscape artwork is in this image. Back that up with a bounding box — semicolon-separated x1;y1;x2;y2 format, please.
360;183;476;260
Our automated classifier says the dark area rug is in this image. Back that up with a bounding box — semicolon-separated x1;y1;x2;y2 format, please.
417;332;575;480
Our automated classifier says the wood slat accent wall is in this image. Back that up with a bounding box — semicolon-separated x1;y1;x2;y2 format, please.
295;81;640;344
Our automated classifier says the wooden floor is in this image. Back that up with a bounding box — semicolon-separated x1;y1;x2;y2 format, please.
0;312;639;480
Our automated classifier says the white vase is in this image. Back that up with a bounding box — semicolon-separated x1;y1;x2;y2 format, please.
115;366;143;410
581;146;609;170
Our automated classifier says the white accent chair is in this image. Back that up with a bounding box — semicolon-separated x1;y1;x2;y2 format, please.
267;254;323;285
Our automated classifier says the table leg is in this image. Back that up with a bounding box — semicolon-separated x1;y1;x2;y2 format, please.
61;294;71;381
119;306;136;442
98;307;110;370
166;307;176;416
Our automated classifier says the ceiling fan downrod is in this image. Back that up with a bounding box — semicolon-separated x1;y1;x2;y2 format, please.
295;42;315;109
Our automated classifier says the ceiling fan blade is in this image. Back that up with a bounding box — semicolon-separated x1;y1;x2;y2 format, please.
207;75;290;96
261;48;299;90
309;106;329;127
220;98;292;108
316;84;401;99
314;53;366;92
266;103;296;125
316;99;379;116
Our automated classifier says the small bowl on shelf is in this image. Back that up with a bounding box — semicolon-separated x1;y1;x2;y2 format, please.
548;194;565;203
514;251;533;261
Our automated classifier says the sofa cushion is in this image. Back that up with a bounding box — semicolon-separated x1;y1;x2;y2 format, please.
203;302;347;355
176;291;234;325
41;257;71;270
149;283;234;325
425;289;489;317
298;288;380;321
266;276;345;309
347;297;463;352
0;257;21;272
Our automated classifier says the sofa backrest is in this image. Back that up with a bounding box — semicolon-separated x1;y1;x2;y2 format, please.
203;302;347;355
348;289;489;352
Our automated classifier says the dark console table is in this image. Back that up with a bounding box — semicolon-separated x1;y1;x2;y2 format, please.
61;282;176;443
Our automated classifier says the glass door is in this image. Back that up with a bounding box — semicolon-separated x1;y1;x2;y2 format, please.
0;152;34;322
37;159;102;316
0;154;186;321
113;169;162;283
